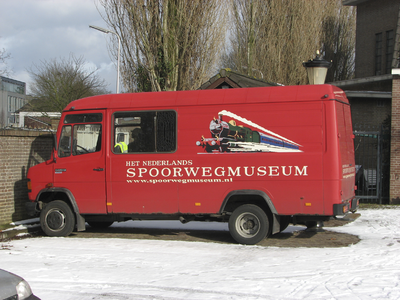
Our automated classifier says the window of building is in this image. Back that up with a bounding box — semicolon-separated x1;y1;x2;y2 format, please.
377;99;385;107
385;30;394;74
375;32;383;75
0;77;25;94
113;110;176;153
7;95;27;113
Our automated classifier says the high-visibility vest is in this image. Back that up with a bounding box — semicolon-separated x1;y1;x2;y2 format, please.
114;142;128;153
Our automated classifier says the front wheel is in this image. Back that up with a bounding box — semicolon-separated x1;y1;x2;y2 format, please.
229;204;269;245
40;200;75;237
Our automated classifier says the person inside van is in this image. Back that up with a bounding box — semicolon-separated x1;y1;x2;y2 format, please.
114;133;127;153
128;127;143;152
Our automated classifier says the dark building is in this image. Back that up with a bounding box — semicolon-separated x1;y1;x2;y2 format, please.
199;68;278;90
346;0;400;77
333;0;400;203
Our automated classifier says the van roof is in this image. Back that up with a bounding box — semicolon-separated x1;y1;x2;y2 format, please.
64;84;348;112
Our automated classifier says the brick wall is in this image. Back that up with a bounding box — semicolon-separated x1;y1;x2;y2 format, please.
0;129;53;225
390;75;400;203
350;98;391;130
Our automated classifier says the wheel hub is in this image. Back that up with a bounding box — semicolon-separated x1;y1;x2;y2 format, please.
243;220;255;230
237;213;260;237
46;210;65;230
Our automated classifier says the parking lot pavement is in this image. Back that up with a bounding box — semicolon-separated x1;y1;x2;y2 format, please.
1;214;361;248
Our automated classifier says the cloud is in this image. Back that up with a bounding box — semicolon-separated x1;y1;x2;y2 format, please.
0;0;118;93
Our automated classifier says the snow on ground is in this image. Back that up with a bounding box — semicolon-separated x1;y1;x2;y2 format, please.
1;208;400;300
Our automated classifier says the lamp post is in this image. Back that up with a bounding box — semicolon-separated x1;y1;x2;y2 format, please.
89;25;121;94
302;50;332;85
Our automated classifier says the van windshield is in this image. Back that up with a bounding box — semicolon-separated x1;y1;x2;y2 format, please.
64;113;102;124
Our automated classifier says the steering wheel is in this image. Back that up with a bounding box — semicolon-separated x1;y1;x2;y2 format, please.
76;145;90;153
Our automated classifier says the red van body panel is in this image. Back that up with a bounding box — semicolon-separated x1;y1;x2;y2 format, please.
27;84;357;239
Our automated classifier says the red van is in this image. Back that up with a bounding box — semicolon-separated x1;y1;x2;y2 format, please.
27;84;358;244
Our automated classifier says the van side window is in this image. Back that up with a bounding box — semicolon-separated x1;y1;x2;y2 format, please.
113;110;176;153
73;124;102;155
156;110;176;152
58;124;102;157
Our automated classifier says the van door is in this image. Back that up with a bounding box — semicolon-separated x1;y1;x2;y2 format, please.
108;110;179;214
54;110;106;214
336;102;356;201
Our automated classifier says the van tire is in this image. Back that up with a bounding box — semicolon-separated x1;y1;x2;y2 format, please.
40;200;75;237
229;204;269;245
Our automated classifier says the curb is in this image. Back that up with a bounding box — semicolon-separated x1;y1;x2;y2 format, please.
0;228;28;240
0;218;41;241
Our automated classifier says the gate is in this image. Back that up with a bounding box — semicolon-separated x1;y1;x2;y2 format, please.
353;131;382;203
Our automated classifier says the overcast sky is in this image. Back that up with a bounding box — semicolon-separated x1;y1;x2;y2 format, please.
0;0;119;94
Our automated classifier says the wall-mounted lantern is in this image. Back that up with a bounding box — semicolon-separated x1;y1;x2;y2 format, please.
302;51;332;85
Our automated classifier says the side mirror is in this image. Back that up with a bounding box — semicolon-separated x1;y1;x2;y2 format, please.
52;131;57;163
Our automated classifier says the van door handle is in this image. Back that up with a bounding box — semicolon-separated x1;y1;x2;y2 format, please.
93;168;104;171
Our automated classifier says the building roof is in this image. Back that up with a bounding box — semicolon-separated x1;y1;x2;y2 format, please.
330;74;393;98
0;75;26;86
343;0;369;5
17;98;55;112
198;68;278;90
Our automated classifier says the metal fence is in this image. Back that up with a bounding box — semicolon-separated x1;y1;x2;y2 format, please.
353;131;383;203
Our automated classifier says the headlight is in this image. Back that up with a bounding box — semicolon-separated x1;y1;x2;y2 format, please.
16;280;33;300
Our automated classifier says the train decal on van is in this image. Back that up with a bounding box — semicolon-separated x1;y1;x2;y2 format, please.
197;110;302;153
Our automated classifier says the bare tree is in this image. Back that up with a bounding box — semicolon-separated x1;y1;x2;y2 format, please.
29;54;108;112
99;0;228;92
225;0;355;85
322;1;356;82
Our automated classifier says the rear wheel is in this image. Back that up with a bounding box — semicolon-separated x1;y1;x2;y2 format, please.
40;200;75;237
229;204;269;245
